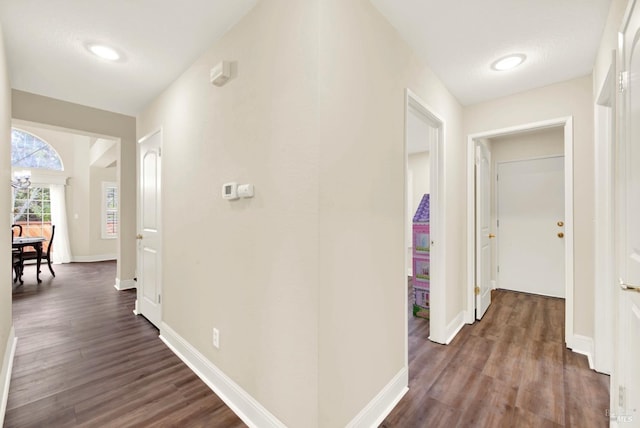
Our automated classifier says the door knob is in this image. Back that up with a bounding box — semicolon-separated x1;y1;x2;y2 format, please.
557;232;564;238
136;234;143;240
488;233;496;239
557;221;564;227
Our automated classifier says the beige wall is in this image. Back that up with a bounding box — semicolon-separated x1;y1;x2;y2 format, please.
464;75;595;338
488;127;564;283
11;91;135;283
138;0;465;425
138;0;320;426
0;24;12;406
318;0;464;426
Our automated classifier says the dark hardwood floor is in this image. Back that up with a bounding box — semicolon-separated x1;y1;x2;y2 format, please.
6;264;610;427
381;281;610;427
6;261;245;427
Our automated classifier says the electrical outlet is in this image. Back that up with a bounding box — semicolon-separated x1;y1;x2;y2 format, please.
213;328;220;349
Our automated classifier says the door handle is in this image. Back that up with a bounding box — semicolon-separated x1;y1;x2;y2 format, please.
488;234;496;239
136;234;143;240
619;278;640;293
557;221;564;227
557;232;564;238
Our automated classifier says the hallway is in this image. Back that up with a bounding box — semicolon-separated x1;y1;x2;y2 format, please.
6;262;244;427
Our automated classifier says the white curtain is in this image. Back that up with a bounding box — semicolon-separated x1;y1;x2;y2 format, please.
49;184;72;264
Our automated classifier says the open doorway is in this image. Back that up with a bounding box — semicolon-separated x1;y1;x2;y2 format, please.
466;117;578;354
10;120;121;286
404;90;446;348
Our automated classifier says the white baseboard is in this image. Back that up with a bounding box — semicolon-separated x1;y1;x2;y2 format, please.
114;278;136;291
567;334;594;369
346;367;408;428
444;311;466;345
490;280;497;290
1;326;17;424
71;254;117;263
159;322;286;428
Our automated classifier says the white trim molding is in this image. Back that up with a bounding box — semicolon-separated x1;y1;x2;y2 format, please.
71;254;117;263
346;367;408;428
114;278;136;291
1;327;17;423
567;334;595;370
159;322;286;428
443;311;466;345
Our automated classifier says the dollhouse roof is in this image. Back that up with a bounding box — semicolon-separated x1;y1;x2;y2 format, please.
413;194;430;223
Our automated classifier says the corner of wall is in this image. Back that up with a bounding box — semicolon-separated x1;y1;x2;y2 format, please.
0;326;17;423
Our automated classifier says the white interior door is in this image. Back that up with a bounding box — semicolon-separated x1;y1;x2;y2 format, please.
616;3;640;422
497;156;565;298
475;142;492;319
136;130;162;328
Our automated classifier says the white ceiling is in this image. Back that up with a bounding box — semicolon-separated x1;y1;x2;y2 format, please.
370;0;612;105
0;0;612;115
0;0;257;116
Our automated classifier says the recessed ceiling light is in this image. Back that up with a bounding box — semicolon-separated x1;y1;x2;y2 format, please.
491;54;526;71
88;44;120;61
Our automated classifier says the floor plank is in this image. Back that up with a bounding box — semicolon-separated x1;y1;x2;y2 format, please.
5;264;610;427
381;283;610;428
5;262;246;428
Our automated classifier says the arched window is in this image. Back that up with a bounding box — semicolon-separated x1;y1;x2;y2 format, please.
11;128;63;171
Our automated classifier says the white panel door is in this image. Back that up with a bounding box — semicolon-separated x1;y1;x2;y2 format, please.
475;143;492;319
497;156;565;298
137;130;162;328
616;2;640;422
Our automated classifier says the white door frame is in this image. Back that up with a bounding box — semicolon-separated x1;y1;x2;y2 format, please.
594;53;616;375
404;89;447;346
466;117;575;346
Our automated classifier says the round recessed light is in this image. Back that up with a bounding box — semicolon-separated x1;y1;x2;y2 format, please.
491;54;526;71
88;44;120;61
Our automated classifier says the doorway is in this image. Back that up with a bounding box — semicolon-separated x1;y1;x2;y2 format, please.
466;117;575;346
404;90;445;346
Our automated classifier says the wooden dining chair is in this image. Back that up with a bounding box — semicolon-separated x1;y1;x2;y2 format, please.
20;225;56;277
11;224;24;283
12;224;22;238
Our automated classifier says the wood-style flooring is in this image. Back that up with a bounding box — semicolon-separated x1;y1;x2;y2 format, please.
381;281;610;427
6;262;245;427
6;264;609;427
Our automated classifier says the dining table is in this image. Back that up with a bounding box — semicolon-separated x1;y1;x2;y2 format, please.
12;236;45;283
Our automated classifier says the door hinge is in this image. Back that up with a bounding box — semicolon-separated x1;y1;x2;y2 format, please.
497;265;500;273
619;71;628;94
157;294;161;304
474;286;480;296
158;147;162;157
619;385;625;408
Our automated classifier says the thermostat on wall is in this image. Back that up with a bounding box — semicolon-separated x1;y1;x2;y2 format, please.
222;182;238;200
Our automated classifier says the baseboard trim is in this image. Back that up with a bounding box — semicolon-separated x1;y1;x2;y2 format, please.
1;326;17;424
159;322;286;428
444;311;466;345
71;254;117;263
345;367;408;428
114;278;136;291
567;334;594;369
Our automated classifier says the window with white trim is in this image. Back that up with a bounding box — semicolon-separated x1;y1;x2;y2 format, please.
102;182;118;239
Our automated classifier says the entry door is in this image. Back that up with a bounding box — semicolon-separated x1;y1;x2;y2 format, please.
497;156;565;298
137;130;162;328
475;142;492;319
616;2;640;421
